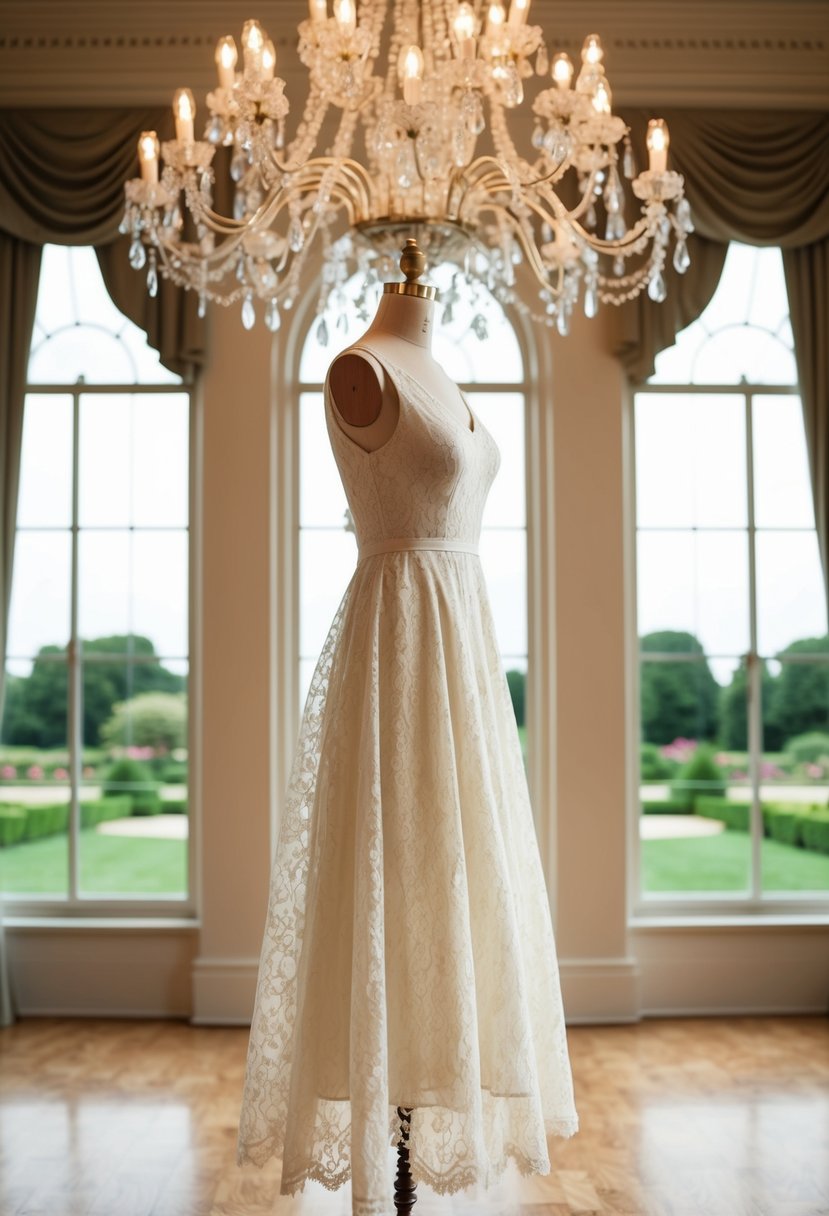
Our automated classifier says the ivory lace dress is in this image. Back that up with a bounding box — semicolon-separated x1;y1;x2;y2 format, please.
237;343;578;1214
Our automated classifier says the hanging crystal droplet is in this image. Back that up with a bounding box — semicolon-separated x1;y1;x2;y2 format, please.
198;292;207;319
613;255;625;277
676;197;694;234
206;116;223;145
584;282;598;318
288;218;305;253
556;307;571;337
230;145;247;182
129;238;146;271
146;254;158;298
648;271;667;302
265;299;281;332
623;143;636;179
585;203;597;229
242;294;256;329
317;316;329;346
673;240;690;274
535;45;549;75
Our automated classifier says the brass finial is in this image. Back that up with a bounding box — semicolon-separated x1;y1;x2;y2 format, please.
383;237;438;301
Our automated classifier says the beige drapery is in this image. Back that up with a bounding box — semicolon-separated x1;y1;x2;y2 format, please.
612;108;829;588
0;109;206;1022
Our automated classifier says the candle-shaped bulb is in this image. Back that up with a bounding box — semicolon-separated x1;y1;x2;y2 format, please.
551;51;573;88
646;118;670;173
399;44;424;105
508;0;530;26
215;36;237;89
138;130;159;184
242;19;266;72
262;39;276;79
581;33;603;64
173;88;196;145
333;0;356;35
592;78;612;114
453;1;477;55
309;0;327;21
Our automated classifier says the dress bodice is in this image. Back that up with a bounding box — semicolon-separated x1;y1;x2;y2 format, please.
323;344;501;551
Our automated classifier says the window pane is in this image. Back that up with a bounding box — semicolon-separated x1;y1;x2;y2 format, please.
480;529;527;656
300;529;358;658
639;658;750;896
637;530;749;656
79;663;188;898
300;392;350;528
79;531;188;657
7;532;71;657
79;395;131;527
756;533;827;657
132;394;190;527
468;393;525;529
753;395;815;529
635;394;746;529
17;395;73;528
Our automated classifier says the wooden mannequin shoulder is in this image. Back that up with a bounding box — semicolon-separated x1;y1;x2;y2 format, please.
328;350;385;427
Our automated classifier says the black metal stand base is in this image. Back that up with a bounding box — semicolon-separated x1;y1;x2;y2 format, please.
393;1106;417;1214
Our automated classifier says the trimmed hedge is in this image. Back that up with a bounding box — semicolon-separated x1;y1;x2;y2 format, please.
81;796;132;828
800;811;829;855
23;802;69;841
0;807;26;847
764;805;803;847
695;796;750;832
642;798;692;815
160;798;188;815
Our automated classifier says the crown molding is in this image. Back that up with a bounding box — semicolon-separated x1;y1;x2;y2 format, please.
0;0;826;108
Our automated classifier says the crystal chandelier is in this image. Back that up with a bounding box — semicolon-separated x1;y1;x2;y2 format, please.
122;0;693;337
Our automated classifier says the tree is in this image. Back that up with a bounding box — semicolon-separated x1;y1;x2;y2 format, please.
100;691;187;754
639;631;720;745
766;635;829;749
2;635;185;748
506;669;525;728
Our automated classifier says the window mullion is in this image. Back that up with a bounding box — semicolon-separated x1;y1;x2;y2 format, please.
745;390;762;903
68;386;82;901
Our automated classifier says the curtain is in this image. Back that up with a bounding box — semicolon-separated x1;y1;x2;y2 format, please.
612;109;829;594
0;109;207;1021
0;232;42;1026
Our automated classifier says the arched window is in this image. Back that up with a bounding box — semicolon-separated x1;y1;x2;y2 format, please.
296;265;529;754
1;245;192;908
633;243;829;908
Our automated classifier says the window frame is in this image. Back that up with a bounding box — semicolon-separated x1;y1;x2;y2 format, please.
3;371;199;920
628;375;829;921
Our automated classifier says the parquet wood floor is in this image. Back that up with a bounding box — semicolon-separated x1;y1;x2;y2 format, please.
1;1016;827;1216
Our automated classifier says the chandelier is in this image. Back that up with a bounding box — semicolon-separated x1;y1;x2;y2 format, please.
122;0;692;337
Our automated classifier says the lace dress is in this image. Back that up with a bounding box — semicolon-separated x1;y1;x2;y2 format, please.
236;343;578;1214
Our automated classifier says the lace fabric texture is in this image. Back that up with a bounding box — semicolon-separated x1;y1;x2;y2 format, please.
237;347;578;1214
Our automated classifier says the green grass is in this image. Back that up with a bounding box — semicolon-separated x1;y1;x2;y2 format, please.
642;829;829;893
0;829;187;896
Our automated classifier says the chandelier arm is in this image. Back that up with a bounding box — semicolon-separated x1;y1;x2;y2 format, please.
478;200;566;297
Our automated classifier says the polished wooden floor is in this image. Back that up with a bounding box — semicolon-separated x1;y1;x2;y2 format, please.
1;1016;827;1216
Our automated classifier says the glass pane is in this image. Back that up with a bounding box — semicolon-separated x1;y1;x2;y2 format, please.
18;395;73;527
761;786;829;896
79;662;188;898
637;530;749;656
639;657;750;895
300;392;350;528
692;328;796;387
6;531;71;657
753;395;815;529
480;529;527;656
467;393;525;529
756;532;827;657
28;246;180;386
0;657;70;898
634;394;746;529
79;394;131;527
79;531;188;657
299;529;358;658
132;394;190;527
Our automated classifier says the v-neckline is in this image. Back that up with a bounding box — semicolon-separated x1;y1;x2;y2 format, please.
358;348;476;436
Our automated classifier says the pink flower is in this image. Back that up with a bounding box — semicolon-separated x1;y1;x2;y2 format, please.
760;762;784;780
53;767;68;780
26;764;44;779
83;765;95;778
806;763;824;780
0;764;16;779
126;745;155;760
730;770;747;781
660;737;698;763
715;753;729;766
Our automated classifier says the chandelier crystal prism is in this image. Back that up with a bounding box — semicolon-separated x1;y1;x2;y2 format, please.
122;1;693;336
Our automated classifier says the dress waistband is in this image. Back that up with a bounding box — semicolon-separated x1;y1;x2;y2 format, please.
358;537;480;560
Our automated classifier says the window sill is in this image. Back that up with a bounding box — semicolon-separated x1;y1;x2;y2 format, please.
630;912;829;930
4;915;200;931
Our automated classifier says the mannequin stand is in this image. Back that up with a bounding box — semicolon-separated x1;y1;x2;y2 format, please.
394;1106;417;1213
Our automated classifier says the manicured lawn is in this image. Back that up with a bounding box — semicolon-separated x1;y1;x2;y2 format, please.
642;829;829;893
0;829;187;896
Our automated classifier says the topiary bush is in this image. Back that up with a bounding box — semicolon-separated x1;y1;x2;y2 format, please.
160;798;188;815
80;796;132;828
640;743;675;781
799;811;829;855
763;805;803;847
695;796;750;831
0;807;26;847
784;731;829;767
669;744;727;810
102;758;161;816
22;802;70;841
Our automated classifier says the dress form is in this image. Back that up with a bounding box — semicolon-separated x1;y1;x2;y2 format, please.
328;240;472;453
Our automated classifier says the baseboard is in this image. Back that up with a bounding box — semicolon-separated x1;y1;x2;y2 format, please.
559;957;641;1023
191;956;259;1024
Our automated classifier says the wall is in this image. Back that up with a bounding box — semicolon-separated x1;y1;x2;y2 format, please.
3;0;829;1021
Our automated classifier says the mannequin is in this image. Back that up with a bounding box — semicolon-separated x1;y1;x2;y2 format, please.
328;238;473;452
